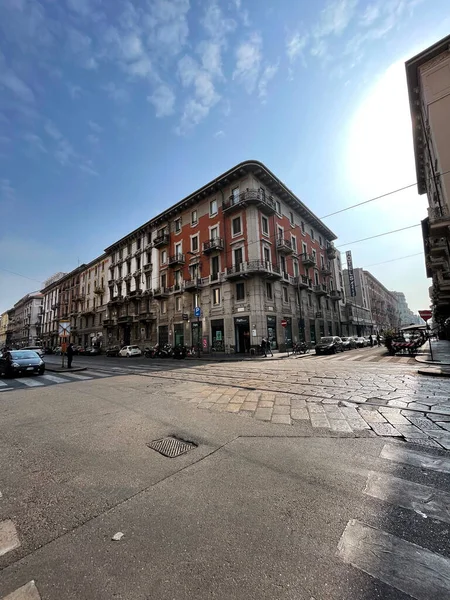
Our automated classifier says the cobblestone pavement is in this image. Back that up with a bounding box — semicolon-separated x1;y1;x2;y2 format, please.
138;356;450;450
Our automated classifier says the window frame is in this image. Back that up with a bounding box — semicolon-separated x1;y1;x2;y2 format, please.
210;199;218;216
235;282;245;301
282;286;289;303
261;215;269;236
212;287;221;306
266;282;273;300
191;234;199;253
191;210;198;226
232;215;242;237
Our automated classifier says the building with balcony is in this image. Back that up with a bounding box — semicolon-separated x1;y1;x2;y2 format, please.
9;292;43;347
406;35;450;332
75;255;110;348
103;160;341;351
391;291;422;326
0;309;14;347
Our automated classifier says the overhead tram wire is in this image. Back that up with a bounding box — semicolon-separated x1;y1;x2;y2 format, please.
361;252;423;269
336;224;421;248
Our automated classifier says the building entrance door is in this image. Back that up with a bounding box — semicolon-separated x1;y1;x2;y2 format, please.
234;316;250;353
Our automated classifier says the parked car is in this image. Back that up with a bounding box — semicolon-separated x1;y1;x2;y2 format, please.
43;346;54;355
0;350;45;377
22;346;45;358
84;347;101;356
119;345;142;358
105;346;120;357
53;346;62;355
341;337;357;350
315;336;344;355
355;337;367;348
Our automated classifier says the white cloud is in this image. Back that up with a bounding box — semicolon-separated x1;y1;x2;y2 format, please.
88;120;102;133
148;84;175;117
67;83;84;99
360;3;380;26
102;82;130;103
214;130;225;138
0;68;35;103
23;132;47;153
314;0;358;38
286;32;308;64
233;32;262;94
176;99;209;134
54;138;76;166
201;1;236;40
44;121;62;141
258;63;278;100
66;27;97;69
197;41;223;77
79;160;98;176
146;0;190;57
127;55;153;78
66;0;97;17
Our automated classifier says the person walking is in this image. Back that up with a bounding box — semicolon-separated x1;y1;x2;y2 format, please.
261;337;267;357
376;333;381;347
266;337;274;357
67;342;74;369
369;335;374;348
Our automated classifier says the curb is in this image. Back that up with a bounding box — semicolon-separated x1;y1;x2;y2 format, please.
46;366;87;373
417;368;450;378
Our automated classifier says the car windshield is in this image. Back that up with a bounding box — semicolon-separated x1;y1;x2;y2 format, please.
130;346;139;350
341;337;348;341
10;350;39;359
320;337;334;344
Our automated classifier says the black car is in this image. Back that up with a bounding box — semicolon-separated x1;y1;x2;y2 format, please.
105;346;120;357
315;336;344;355
0;350;45;377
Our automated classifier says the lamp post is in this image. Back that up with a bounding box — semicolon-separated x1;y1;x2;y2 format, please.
186;251;201;357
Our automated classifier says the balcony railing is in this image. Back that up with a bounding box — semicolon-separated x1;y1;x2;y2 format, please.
326;245;337;260
203;238;224;254
276;238;294;254
222;189;276;216
153;287;170;299
117;315;133;323
168;253;185;266
300;252;316;267
315;311;324;319
293;275;312;288
329;289;342;301
226;260;281;279
143;263;152;272
153;233;169;247
94;286;104;295
313;284;328;296
184;278;203;292
320;265;332;276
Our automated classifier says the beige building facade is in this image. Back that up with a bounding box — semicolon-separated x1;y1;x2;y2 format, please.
406;35;450;330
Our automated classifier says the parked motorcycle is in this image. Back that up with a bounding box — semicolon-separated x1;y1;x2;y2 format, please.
293;341;309;354
159;343;173;358
144;345;159;358
173;344;187;359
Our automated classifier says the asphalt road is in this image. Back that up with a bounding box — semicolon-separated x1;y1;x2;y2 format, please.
1;358;450;599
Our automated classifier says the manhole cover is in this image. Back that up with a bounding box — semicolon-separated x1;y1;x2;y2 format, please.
147;437;197;458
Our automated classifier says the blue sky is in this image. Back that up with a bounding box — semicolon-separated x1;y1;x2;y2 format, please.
1;0;449;314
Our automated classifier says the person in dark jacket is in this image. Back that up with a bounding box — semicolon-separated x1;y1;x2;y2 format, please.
67;343;74;369
261;337;267;357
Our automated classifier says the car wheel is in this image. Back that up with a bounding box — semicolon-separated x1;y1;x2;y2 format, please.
38;367;45;375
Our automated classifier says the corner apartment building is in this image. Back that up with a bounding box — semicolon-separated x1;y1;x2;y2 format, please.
104;160;343;352
363;270;400;331
0;311;11;347
391;291;421;326
406;35;450;330
76;255;110;348
9;292;43;347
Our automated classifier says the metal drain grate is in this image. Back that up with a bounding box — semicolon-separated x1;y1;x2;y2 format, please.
147;437;197;458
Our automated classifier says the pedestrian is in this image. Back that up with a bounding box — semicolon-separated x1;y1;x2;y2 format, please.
369;335;374;347
67;342;74;369
261;337;267;357
266;337;274;357
376;333;381;347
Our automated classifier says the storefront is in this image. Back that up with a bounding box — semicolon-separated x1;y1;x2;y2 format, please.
282;317;292;349
298;318;305;342
234;316;250;353
174;323;184;346
267;315;277;350
309;319;316;344
191;321;202;349
211;319;225;352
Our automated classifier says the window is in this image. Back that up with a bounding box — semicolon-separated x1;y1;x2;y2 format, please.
260;187;266;199
127;261;131;274
312;249;316;264
191;210;197;225
231;187;239;204
261;215;269;235
87;283;90;294
266;282;273;300
136;257;141;270
210;225;218;240
277;226;283;240
302;242;307;255
301;221;305;233
176;296;182;311
319;236;322;247
232;216;242;236
308;294;312;307
161;300;167;314
280;256;287;274
175;242;182;256
210;199;218;216
291;236;297;252
283;287;288;302
190;263;199;279
289;211;294;225
236;282;245;301
175;270;181;286
147;252;151;264
145;274;151;289
275;200;281;214
212;288;221;305
234;247;243;267
326;298;329;310
293;259;299;277
137;238;141;249
314;272;319;285
127;243;131;255
161;250;167;264
310;228;315;241
191;235;199;253
193;293;199;309
211;255;220;280
175;218;181;233
161;273;167;288
263;246;271;263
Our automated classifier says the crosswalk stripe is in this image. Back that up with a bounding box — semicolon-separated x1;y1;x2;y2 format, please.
82;370;110;378
14;377;44;387
59;373;93;381
0;519;20;557
41;374;71;384
337;519;450;600
381;443;450;475
0;388;14;392
3;580;41;599
0;380;8;387
364;471;450;523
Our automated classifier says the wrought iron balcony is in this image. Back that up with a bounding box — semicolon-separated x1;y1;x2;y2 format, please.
184;278;203;292
300;252;316;268
428;205;450;236
315;311;324;319
143;263;152;272
168;253;185;266
430;239;448;257
153;287;170;299
203;238;224;254
153;233;170;248
293;275;312;288
226;260;281;280
329;289;342;301
117;315;132;323
313;284;328;296
276;238;294;254
320;265;332;277
326;245;337;260
94;286;104;295
222;189;276;216
103;318;115;326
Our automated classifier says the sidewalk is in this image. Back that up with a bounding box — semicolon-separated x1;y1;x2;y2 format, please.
186;350;299;362
416;339;450;377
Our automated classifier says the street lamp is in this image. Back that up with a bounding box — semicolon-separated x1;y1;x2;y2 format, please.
186;251;201;357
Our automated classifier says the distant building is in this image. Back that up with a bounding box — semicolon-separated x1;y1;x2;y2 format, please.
76;255;110;348
10;293;43;347
391;291;423;326
0;310;12;347
406;35;450;332
342;268;374;336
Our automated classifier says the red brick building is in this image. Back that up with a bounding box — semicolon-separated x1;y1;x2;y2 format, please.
104;160;342;352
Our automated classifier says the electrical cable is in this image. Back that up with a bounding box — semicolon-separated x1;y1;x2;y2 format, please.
336;224;421;248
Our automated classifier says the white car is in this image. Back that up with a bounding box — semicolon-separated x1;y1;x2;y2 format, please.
119;345;142;357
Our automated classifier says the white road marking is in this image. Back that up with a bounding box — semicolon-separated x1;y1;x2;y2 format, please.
0;388;14;392
2;580;41;599
364;471;450;523
0;519;20;557
0;380;9;387
82;370;110;378
14;378;44;387
337;519;450;600
381;443;450;475
41;374;70;384
59;372;93;380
